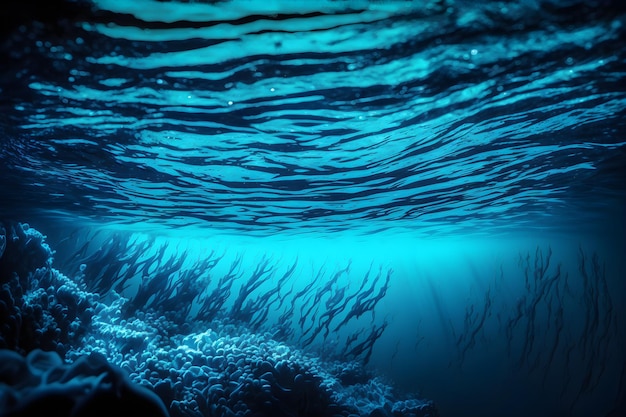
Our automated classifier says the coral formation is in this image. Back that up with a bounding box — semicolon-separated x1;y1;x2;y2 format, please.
0;222;96;356
0;348;168;417
0;223;438;417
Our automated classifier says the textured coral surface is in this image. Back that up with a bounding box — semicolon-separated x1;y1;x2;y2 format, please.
0;223;437;417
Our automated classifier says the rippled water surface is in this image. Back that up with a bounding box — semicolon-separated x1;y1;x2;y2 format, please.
1;0;624;238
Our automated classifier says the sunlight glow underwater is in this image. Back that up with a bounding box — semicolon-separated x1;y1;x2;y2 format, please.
1;222;625;417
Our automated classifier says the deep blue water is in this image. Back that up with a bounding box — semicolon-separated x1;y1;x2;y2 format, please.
1;1;625;417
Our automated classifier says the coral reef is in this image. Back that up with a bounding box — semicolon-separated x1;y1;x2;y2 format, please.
0;223;438;417
0;348;168;417
0;222;97;356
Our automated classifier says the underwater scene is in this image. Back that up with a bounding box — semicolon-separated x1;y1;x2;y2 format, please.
1;0;625;416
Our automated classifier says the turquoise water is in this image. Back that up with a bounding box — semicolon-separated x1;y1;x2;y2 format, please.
1;1;625;416
2;0;624;237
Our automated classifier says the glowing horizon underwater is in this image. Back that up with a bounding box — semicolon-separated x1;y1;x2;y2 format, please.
1;0;625;417
2;221;625;417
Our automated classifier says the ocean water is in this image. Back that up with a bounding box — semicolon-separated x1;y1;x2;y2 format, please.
1;1;625;417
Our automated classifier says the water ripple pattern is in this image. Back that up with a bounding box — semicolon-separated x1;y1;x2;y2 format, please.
1;0;625;236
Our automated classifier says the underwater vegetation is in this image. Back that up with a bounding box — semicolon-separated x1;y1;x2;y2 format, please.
0;222;437;417
448;246;625;416
1;221;624;417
